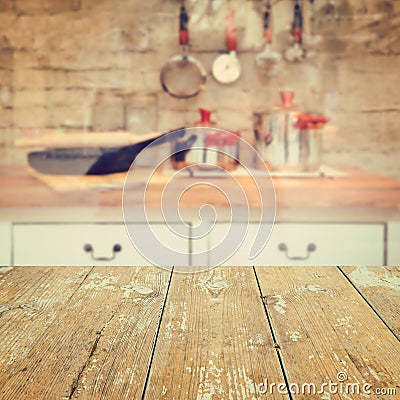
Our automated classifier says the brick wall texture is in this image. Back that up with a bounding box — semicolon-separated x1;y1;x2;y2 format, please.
1;0;400;178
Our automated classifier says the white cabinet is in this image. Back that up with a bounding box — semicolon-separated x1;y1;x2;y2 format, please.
203;223;385;266
9;221;391;267
388;222;400;265
13;223;190;266
0;222;11;266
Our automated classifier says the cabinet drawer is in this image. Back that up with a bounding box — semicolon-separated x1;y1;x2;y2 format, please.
388;222;400;266
13;223;189;266
0;222;11;266
208;223;384;266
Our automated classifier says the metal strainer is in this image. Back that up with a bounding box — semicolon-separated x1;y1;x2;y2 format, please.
160;1;206;99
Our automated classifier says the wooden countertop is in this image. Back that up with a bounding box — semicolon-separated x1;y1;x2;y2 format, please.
0;166;399;222
0;266;399;399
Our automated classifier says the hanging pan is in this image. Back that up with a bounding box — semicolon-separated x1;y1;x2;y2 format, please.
212;9;241;84
160;1;206;99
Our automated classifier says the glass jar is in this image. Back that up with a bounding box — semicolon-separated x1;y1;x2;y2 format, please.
253;92;328;172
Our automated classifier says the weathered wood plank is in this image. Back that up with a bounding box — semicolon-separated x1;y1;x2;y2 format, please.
255;266;400;400
341;266;400;337
0;266;170;400
144;267;288;400
0;266;92;376
70;266;170;400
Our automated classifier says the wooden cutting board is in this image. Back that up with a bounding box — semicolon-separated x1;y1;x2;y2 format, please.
27;167;128;192
27;166;170;192
15;130;162;148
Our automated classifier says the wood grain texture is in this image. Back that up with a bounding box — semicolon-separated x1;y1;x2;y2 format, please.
255;266;400;400
0;266;170;400
70;266;170;400
1;266;399;400
0;266;92;377
341;266;400;337
144;267;288;400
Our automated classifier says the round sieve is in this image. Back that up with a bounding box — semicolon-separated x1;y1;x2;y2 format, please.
160;2;206;99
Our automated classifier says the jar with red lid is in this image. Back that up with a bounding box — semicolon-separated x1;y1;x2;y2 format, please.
171;108;240;172
253;91;329;172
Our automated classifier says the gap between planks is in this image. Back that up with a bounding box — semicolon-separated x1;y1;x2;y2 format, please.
142;266;289;400
254;266;400;400
253;266;295;400
140;266;174;400
339;265;400;339
337;266;400;342
0;266;171;400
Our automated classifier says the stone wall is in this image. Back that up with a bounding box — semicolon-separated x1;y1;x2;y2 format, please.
1;0;399;178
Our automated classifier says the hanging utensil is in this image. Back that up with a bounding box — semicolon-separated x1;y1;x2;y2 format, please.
285;1;306;62
309;0;316;34
256;0;281;66
160;1;206;99
309;0;318;16
212;9;241;84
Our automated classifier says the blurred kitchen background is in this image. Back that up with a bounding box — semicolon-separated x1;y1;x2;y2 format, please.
0;0;399;178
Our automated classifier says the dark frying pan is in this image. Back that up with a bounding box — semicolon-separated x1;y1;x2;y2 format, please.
28;147;112;176
28;129;188;175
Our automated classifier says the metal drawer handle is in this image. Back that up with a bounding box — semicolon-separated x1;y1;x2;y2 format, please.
83;244;122;261
278;242;316;260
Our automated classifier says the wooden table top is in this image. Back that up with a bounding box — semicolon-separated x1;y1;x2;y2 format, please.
1;166;400;211
0;266;399;399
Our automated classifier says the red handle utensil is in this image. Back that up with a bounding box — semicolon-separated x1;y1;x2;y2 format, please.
225;9;237;52
179;3;189;45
